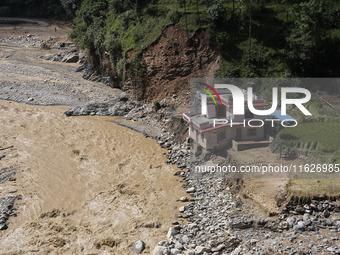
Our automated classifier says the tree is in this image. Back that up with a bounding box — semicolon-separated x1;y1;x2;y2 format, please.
196;0;201;26
239;0;265;74
206;0;227;26
287;1;325;76
178;0;189;38
60;0;82;16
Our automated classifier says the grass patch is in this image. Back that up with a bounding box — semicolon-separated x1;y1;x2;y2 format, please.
277;121;340;163
287;177;340;200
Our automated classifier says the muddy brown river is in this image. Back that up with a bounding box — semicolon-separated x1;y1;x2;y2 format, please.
0;20;186;254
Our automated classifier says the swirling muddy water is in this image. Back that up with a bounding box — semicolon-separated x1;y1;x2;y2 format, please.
0;100;186;254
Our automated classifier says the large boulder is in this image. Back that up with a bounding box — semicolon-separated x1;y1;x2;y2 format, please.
130;240;145;254
61;52;79;63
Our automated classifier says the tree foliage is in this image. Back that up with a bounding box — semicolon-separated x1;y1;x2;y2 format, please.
287;1;325;76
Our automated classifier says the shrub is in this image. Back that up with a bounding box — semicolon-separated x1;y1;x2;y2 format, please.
104;31;122;63
167;10;181;23
153;100;161;112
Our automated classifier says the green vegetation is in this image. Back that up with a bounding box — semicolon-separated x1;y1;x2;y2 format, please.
2;1;340;80
67;0;340;84
153;100;161;112
0;0;67;18
287;178;340;200
277;121;340;163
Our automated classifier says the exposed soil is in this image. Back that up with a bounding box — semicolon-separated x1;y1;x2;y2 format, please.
126;25;220;105
227;147;308;215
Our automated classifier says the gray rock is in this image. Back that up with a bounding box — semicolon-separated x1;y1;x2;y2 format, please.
158;240;168;246
293;221;305;231
130;240;146;254
153;246;167;255
327;247;335;252
230;219;254;229
185;250;195;255
65;100;134;117
186;187;195;193
61;52;79;63
175;242;183;250
286;217;296;227
167;227;178;240
231;247;242;255
180;196;188;202
0;223;7;230
211;244;225;252
195;246;210;254
303;213;310;221
179;206;186;213
335;221;340;228
323;209;330;218
182;235;189;244
170;248;181;255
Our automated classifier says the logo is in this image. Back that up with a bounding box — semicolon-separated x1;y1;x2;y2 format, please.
201;84;312;116
197;83;312;128
197;82;222;106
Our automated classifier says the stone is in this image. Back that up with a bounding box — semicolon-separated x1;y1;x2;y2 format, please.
286;217;296;227
231;247;242;255
211;244;225;252
175;242;183;250
293;221;305;231
303;213;310;221
182;235;189;244
0;223;7;230
230;219;254;229
327;247;335;252
180;196;188;202
158;240;168;246
61;52;79;63
167;227;178;240
179;206;186;213
186;187;195;193
130;240;145;254
335;221;340;227
153;246;168;255
170;248;181;255
195;246;210;254
185;250;195;255
27;97;34;101
295;205;305;214
323;209;330;218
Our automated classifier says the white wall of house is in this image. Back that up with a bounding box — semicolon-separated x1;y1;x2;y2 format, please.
190;124;265;151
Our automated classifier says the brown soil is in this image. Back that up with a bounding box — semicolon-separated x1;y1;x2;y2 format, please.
133;25;220;105
228;147;307;216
